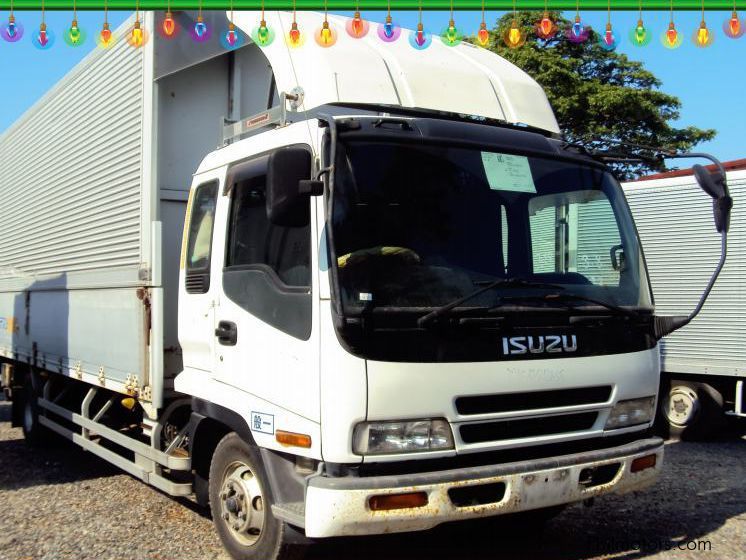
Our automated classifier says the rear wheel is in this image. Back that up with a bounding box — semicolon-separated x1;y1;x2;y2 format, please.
21;376;54;447
209;433;305;560
662;380;725;440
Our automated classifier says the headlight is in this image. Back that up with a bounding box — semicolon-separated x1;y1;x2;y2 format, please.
353;419;454;455
605;396;656;429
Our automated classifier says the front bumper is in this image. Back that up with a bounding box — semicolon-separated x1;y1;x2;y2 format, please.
304;437;663;538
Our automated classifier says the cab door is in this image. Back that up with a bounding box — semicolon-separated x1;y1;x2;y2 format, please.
210;151;320;423
178;170;224;374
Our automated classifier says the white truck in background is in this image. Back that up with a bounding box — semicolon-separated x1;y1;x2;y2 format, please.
624;166;745;439
0;10;733;560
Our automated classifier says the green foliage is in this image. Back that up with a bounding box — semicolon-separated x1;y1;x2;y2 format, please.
482;11;716;178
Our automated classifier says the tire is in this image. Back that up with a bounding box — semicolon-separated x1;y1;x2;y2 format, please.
21;377;54;447
209;433;306;560
661;380;725;441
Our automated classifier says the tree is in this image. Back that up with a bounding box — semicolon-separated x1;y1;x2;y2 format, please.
484;11;715;178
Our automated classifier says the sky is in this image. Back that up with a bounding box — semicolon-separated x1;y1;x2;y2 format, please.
0;9;744;162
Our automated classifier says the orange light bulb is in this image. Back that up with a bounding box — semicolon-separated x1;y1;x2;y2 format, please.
540;16;553;36
477;22;489;46
100;22;112;44
696;22;709;46
289;22;301;45
321;22;331;44
666;23;678;46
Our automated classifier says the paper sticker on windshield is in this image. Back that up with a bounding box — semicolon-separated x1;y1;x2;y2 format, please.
481;152;536;193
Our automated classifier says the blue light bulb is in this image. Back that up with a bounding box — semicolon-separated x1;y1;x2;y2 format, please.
8;21;16;37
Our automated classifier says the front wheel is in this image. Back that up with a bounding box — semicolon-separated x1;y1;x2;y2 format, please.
209;433;305;560
662;380;724;440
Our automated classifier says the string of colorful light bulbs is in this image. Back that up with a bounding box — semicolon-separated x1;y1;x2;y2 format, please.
1;3;744;50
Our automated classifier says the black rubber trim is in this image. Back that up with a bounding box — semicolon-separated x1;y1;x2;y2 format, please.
190;397;256;446
309;437;663;491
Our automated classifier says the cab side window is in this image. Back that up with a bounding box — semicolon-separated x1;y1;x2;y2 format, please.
185;181;218;294
227;178;311;287
222;156;313;340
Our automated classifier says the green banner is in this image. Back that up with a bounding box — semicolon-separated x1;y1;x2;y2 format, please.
0;1;743;10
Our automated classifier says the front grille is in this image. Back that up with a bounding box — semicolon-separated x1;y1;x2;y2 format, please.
456;386;612;415
459;412;598;444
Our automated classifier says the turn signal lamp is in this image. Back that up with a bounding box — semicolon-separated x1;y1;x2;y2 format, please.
631;454;657;473
369;492;428;511
276;430;312;449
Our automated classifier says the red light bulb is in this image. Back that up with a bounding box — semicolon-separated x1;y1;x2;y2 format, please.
351;11;364;36
730;14;741;36
163;12;176;36
38;23;48;46
415;23;426;46
540;17;553;37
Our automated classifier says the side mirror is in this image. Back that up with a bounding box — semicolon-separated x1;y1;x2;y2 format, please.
266;148;316;227
692;164;732;233
654;153;733;338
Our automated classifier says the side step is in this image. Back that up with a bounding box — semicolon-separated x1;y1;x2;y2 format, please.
38;391;193;498
271;502;306;528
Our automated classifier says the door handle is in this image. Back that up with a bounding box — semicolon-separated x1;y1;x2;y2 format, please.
215;321;238;346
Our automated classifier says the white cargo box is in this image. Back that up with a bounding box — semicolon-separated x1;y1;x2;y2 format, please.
624;171;746;378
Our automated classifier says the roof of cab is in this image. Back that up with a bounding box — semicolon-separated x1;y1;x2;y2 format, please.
231;11;559;135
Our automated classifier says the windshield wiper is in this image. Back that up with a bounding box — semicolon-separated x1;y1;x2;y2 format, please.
417;278;564;327
494;292;640;318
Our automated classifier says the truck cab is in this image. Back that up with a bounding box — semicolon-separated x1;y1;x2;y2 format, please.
174;10;664;556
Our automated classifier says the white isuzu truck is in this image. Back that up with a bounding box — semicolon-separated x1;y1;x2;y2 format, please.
0;10;733;560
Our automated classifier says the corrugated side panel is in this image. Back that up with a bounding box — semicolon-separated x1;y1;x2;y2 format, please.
0;37;145;288
576;200;621;286
624;174;746;376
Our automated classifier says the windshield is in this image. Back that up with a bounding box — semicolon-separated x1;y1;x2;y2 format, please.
331;141;652;317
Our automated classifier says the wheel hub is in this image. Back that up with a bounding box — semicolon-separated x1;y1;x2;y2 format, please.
23;398;34;433
666;386;699;427
219;461;265;546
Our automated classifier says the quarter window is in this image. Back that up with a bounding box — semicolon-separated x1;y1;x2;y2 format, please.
184;181;218;293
